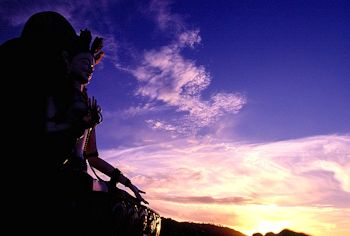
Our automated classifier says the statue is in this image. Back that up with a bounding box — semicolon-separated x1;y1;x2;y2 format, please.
1;11;161;236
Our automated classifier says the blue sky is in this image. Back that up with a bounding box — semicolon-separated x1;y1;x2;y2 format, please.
1;1;349;235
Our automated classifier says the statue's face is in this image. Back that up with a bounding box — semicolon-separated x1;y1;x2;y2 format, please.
70;52;95;84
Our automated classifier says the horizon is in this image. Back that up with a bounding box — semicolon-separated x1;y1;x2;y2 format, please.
160;217;308;236
1;1;349;235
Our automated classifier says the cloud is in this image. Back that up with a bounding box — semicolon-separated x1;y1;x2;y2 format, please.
302;160;350;193
1;0;246;138
112;0;246;136
148;0;184;32
99;134;350;207
98;134;350;235
178;29;202;48
151;195;252;205
130;30;246;135
146;120;177;132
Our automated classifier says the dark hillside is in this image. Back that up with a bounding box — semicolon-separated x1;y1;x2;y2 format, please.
160;217;246;236
160;217;311;236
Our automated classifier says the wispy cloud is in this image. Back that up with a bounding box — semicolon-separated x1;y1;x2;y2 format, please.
98;134;350;235
151;195;252;205
120;0;247;136
131;29;245;135
1;1;246;138
100;134;350;206
148;0;184;32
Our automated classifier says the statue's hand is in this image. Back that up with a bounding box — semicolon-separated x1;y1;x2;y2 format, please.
129;183;149;205
86;96;103;126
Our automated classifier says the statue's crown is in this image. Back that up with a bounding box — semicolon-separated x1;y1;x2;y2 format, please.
76;29;104;64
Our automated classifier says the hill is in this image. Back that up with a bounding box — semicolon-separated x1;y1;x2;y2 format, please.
159;217;311;236
252;229;310;236
160;217;246;236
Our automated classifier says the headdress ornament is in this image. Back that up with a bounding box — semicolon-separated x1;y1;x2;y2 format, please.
76;29;104;64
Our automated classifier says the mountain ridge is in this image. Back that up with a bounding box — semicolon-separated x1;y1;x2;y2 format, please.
159;217;311;236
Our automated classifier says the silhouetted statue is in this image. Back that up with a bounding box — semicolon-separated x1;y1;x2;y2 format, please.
1;11;160;236
0;11;79;235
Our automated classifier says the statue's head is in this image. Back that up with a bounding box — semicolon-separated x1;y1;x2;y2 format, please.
68;29;104;85
21;11;77;56
20;11;104;85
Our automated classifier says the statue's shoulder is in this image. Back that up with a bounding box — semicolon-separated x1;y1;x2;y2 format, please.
0;37;22;53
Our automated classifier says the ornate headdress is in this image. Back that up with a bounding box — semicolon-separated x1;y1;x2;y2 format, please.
74;29;104;64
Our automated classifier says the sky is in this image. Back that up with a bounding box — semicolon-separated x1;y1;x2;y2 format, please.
1;0;349;235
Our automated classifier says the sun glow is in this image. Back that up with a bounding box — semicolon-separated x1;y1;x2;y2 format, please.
245;220;290;235
105;135;350;236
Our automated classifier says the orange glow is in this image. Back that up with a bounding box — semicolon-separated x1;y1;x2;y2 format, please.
244;220;290;236
105;135;350;236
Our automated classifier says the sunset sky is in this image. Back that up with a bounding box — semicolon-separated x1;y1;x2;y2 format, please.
1;0;349;235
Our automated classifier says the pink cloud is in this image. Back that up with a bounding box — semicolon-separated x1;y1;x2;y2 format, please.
96;134;350;235
131;31;246;134
150;194;252;204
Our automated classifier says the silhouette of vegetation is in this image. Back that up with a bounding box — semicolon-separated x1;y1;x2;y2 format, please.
253;229;311;236
160;217;246;236
160;217;311;236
